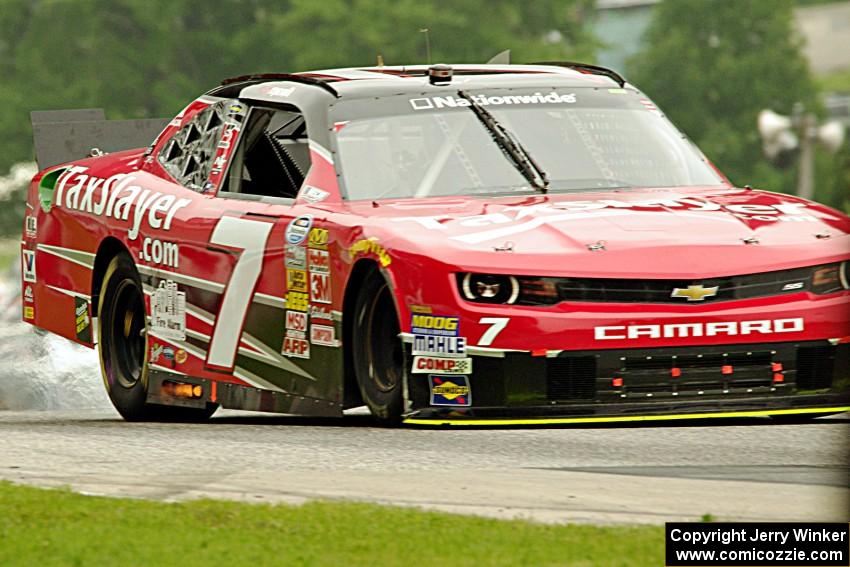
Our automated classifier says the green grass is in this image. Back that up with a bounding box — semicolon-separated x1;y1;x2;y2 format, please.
0;238;19;272
0;481;663;566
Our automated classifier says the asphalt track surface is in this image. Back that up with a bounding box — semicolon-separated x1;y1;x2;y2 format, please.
1;408;848;524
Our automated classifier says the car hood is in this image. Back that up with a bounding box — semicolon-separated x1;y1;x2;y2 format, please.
347;186;850;279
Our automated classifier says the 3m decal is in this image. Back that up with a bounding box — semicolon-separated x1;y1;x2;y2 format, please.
412;356;472;374
594;318;805;340
410;92;576;111
411;314;459;337
74;297;91;343
285;310;307;333
21;250;36;283
24;215;36;238
308;249;329;273
413;335;466;357
308;227;329;249
150;280;187;341
207;217;274;369
287;291;309;312
301;185;329;204
349;238;391;267
285;215;312;245
287;269;308;292
51;168;192;241
23;306;34;320
282;336;310;359
310;272;332;304
285;244;306;269
140;237;179;268
310;324;337;347
429;375;471;406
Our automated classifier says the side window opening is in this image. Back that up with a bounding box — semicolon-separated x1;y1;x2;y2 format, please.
221;107;312;199
158;103;227;191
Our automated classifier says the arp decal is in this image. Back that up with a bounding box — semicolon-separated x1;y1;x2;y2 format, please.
21;250;36;283
411;314;459;337
349;238;391;267
74;297;92;343
285;215;313;245
413;335;466;357
594;318;805;340
286;269;308;293
412;356;472;374
429;375;471;406
150;280;187;341
282;336;310;359
310;272;332;304
308;249;330;273
310;324;337;347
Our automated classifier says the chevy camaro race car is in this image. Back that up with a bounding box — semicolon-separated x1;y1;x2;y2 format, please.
21;63;850;425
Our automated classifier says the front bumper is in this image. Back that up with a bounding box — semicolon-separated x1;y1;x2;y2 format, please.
405;340;850;424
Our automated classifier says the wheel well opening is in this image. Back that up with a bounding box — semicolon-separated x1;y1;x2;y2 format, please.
91;237;131;317
342;259;383;409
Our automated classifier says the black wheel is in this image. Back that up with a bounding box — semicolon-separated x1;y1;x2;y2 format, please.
351;269;406;424
97;252;216;422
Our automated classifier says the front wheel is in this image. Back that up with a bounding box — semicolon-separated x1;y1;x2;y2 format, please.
351;269;406;424
98;252;216;422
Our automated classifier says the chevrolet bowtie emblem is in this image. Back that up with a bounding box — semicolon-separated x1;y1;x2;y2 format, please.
671;285;719;301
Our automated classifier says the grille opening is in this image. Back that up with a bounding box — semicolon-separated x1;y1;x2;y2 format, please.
796;346;835;390
546;357;596;401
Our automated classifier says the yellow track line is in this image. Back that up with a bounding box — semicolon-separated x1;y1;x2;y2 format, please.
404;406;850;426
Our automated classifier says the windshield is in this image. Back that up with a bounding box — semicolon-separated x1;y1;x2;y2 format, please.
331;88;725;200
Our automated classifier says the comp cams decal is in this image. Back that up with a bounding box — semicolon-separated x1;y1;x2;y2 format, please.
412;356;472;374
51;168;191;241
594;318;805;340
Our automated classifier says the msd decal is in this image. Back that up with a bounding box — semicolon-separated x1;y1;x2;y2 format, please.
285;310;307;333
412;356;472;374
594;318;805;340
21;250;36;283
51;168;191;240
310;272;332;304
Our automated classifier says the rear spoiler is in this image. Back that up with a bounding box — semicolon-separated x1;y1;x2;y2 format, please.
30;109;169;169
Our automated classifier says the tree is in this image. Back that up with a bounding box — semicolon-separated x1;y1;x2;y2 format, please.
628;0;841;207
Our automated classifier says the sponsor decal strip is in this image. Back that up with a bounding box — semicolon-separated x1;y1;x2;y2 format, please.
404;407;850;426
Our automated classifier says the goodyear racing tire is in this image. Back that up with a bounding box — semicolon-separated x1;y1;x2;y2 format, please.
98;252;216;422
352;269;406;424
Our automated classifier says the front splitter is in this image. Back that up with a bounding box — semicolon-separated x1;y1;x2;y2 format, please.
403;405;850;426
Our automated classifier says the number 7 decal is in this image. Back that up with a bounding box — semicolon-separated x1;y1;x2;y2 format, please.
206;216;274;370
477;317;509;347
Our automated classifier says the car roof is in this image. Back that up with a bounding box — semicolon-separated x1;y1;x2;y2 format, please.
216;63;630;102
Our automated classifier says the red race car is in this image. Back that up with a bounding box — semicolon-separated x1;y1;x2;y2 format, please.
21;63;850;425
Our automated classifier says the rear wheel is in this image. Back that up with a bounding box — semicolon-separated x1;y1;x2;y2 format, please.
98;252;216;422
351;269;406;424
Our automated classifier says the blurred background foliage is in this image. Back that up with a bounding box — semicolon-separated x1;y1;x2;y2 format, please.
0;0;847;236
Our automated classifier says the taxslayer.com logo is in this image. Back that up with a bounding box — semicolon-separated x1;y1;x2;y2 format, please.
410;92;576;111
